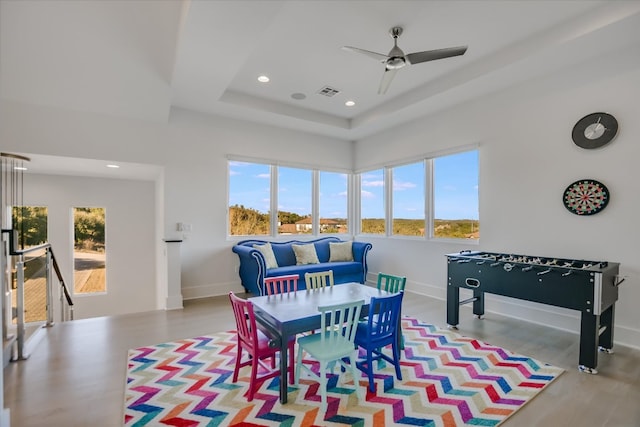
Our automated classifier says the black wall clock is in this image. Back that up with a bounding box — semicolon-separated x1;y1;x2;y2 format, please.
563;179;609;216
572;112;618;149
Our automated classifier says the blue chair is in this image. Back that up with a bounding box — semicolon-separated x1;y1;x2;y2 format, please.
376;272;407;350
295;299;364;411
354;292;404;392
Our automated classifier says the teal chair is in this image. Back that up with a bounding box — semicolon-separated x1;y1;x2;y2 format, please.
377;272;407;294
295;300;364;411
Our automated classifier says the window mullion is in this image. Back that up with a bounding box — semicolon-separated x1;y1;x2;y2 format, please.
385;167;392;237
312;170;319;235
271;165;278;237
425;158;434;239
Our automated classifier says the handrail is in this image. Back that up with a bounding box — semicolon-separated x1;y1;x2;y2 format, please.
49;248;74;308
1;229;49;256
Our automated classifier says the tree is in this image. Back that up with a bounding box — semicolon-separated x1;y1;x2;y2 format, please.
12;206;48;248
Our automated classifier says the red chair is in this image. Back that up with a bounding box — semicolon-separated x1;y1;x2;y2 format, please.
263;274;299;295
228;292;295;401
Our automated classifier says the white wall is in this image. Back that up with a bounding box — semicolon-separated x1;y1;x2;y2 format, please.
21;174;157;319
355;49;640;349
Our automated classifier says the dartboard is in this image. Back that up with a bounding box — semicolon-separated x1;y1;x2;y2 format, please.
563;179;609;215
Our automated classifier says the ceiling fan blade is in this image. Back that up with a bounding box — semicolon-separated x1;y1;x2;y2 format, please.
378;68;398;94
406;46;467;65
342;46;388;62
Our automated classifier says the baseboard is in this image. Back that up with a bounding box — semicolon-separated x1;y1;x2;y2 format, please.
182;281;245;300
165;295;184;310
0;409;9;427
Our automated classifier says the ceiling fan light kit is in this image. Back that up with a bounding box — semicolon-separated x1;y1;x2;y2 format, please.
342;26;468;94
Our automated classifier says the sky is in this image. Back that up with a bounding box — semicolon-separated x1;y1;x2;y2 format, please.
229;149;478;220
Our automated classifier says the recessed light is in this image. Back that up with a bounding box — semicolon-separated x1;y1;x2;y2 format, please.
257;75;270;83
106;164;120;169
291;93;306;100
345;100;356;107
14;166;27;171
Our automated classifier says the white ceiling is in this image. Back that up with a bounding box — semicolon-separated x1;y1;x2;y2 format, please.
2;0;640;177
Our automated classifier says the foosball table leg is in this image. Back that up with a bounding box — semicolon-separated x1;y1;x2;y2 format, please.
598;304;615;351
472;289;484;319
578;311;600;374
578;365;598;375
447;285;460;329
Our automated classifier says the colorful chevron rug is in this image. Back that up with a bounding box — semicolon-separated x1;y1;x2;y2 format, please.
124;317;563;426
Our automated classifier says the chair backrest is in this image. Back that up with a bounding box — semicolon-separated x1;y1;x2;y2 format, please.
228;292;258;350
318;299;364;345
304;270;334;291
377;272;407;293
365;292;404;342
263;274;299;295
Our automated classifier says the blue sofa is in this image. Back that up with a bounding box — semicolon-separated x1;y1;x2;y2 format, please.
232;237;372;295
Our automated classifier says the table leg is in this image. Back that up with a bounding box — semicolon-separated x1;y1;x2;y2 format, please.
279;333;288;404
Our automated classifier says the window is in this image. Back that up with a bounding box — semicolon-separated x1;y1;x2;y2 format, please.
228;159;350;237
73;207;106;294
11;206;48;249
392;162;425;237
228;161;271;236
11;206;48;322
358;148;479;240
360;168;385;235
319;171;348;234
433;150;479;239
278;166;312;234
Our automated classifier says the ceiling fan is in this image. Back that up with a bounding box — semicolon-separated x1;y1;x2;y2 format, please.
342;26;468;94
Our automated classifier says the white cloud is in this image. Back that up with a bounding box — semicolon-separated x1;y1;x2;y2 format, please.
361;190;375;199
393;180;416;191
362;180;384;187
257;173;270;179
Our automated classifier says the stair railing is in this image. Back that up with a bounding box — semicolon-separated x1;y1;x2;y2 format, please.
3;229;74;360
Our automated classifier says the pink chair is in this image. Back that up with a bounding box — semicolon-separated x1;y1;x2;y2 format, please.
228;292;295;401
263;274;299;295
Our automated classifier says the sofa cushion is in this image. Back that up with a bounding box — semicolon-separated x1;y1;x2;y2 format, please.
253;242;278;269
329;241;353;262
292;243;320;265
268;261;362;279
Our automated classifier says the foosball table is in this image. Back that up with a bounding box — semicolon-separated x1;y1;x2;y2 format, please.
446;250;623;374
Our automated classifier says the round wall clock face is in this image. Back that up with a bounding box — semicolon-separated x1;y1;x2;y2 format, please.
563;179;609;215
572;112;618;149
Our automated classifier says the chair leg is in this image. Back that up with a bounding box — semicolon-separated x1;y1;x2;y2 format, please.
392;340;402;381
366;348;375;392
295;345;303;385
349;351;363;401
319;360;328;411
247;354;260;401
232;343;242;383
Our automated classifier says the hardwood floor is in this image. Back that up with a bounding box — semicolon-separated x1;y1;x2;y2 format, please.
3;291;639;426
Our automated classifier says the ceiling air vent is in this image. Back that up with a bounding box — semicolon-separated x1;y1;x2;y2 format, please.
317;86;341;97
